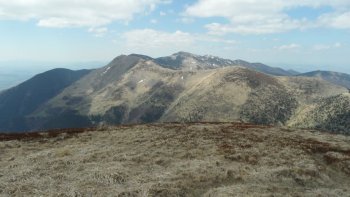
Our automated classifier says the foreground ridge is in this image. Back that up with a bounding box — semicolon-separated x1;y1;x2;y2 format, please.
1;123;350;196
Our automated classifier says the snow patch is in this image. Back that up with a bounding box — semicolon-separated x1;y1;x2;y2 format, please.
101;67;111;75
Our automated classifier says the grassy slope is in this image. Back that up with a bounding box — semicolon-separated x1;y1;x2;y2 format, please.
288;93;350;134
1;123;350;196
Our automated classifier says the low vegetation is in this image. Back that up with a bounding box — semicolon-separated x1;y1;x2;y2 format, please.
289;93;350;134
1;123;350;196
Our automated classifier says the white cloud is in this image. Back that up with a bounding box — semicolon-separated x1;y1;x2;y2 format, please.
275;43;301;50
197;36;236;44
313;44;331;51
122;29;195;55
334;42;342;48
179;17;195;24
185;0;350;34
150;19;158;24
0;0;168;28
318;12;350;29
205;20;305;35
312;42;342;51
121;29;236;56
88;27;108;37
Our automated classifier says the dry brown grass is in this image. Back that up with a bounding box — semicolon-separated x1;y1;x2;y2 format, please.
1;123;350;196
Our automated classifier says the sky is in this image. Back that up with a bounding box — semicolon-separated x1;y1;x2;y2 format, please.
0;0;350;74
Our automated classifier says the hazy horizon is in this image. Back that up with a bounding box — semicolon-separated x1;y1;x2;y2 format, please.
1;52;350;74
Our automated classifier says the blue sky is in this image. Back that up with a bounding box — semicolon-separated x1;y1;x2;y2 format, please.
0;0;350;74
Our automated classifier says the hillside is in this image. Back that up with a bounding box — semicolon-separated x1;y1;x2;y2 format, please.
29;55;348;133
288;93;350;134
0;68;91;132
0;52;349;134
1;123;350;196
299;70;350;89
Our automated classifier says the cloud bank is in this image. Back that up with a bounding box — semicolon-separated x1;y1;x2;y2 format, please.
0;0;169;28
185;0;350;34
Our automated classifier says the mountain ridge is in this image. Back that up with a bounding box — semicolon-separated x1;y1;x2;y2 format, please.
0;68;91;131
0;52;349;134
298;70;350;89
154;51;298;76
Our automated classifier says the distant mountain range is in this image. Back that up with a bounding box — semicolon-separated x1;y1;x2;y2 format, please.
299;70;350;88
155;51;299;76
0;52;349;134
0;61;104;91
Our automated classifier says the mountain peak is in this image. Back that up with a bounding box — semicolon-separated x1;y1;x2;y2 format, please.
128;53;153;60
155;52;296;76
106;54;151;69
299;70;350;88
172;51;197;57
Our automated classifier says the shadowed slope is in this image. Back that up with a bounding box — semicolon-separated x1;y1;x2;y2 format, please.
0;68;91;132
